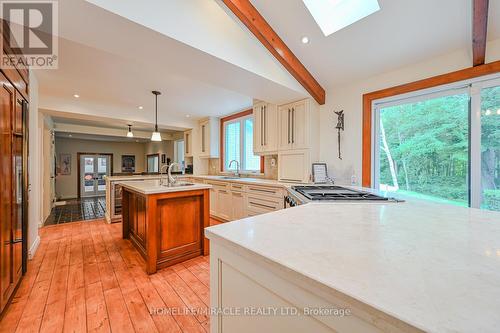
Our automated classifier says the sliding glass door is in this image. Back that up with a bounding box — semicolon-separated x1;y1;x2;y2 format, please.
479;84;500;211
373;75;500;211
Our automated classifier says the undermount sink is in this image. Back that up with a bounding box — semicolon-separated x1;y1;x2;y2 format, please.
161;182;195;187
220;176;241;180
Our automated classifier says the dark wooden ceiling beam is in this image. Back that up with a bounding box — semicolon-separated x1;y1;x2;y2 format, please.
472;0;489;66
221;0;326;105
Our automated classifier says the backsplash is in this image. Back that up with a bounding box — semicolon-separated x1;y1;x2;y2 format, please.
208;155;278;180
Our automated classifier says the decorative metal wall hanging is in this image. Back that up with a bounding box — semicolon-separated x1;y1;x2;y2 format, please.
334;110;344;160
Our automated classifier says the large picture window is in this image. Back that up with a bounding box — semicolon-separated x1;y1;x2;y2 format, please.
372;75;500;211
221;111;262;173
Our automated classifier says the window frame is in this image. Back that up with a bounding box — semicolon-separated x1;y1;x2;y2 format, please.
220;109;264;174
362;62;500;187
370;73;500;209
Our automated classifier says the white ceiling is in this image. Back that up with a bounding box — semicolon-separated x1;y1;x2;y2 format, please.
34;0;500;129
35;0;308;130
251;0;500;90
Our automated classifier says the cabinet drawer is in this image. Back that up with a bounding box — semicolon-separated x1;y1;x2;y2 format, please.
205;180;229;190
247;185;283;198
230;183;246;192
247;195;283;213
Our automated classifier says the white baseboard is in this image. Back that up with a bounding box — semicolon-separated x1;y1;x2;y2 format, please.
28;235;41;260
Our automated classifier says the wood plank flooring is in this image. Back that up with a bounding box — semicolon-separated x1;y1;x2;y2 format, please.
0;219;213;333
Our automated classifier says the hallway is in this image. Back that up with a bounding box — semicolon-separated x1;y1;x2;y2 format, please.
44;197;107;226
0;221;210;333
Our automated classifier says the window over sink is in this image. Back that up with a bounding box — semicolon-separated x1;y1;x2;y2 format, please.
221;110;263;174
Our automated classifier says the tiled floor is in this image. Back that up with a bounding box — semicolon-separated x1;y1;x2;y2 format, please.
0;220;211;333
44;197;107;225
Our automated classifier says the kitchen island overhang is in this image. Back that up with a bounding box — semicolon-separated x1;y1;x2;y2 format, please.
120;180;212;274
205;197;500;333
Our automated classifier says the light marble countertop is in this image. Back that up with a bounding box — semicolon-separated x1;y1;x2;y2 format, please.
119;179;211;194
205;197;500;333
105;175;163;182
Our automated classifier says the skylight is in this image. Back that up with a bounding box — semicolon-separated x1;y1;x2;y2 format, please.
302;0;380;36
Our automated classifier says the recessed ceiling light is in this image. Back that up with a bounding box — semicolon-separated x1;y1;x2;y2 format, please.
301;36;310;44
497;109;500;115
485;109;492;116
73;94;80;98
186;114;191;118
138;106;143;110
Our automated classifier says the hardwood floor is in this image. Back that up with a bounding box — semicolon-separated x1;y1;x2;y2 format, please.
0;219;213;333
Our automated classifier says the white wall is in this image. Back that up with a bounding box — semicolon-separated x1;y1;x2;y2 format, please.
55;138;148;199
319;38;500;185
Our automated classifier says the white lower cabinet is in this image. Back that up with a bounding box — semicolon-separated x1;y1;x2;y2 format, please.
231;191;247;220
204;180;284;221
217;189;232;221
209;187;217;216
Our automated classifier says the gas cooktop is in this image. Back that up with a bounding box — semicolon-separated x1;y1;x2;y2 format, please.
292;185;397;201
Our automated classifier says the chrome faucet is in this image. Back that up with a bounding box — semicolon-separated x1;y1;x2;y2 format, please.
159;164;169;186
167;162;180;186
228;160;240;177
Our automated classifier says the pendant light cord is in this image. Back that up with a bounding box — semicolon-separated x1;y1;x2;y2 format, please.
155;93;158;132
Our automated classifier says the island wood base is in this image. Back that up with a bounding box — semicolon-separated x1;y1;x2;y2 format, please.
122;188;210;274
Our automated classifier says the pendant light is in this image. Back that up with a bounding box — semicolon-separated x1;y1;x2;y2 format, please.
126;124;134;138
151;90;162;142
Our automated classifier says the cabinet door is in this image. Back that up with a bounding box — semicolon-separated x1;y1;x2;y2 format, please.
278;105;292;151
0;77;14;310
231;191;246;220
262;104;278;154
278;150;310;183
291;100;307;149
184;130;192;157
209;187;218;217
217;189;232;221
253;104;263;154
200;121;208;156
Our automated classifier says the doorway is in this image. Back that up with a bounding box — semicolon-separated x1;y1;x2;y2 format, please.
78;153;112;197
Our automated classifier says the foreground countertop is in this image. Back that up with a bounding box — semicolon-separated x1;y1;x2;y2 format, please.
119;180;211;194
205;197;500;333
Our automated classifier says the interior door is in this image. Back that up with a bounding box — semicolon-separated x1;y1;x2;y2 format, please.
80;154;110;197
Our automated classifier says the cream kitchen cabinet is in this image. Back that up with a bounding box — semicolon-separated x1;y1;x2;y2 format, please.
253;101;278;155
204;179;284;221
184;130;193;157
278;150;311;183
199;117;220;158
278;99;314;151
217;188;232;221
277;98;319;183
231;191;247;220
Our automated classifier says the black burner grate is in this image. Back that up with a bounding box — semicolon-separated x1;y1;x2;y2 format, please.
292;186;390;201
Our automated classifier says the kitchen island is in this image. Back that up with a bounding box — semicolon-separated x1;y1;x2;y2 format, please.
205;195;500;333
121;180;211;274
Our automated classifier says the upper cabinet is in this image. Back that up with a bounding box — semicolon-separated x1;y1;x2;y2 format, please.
277;99;320;183
278;99;313;151
253;101;278;155
199;117;220;158
184;130;193;157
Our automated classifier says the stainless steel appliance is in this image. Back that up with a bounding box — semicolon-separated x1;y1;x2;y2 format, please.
286;185;402;205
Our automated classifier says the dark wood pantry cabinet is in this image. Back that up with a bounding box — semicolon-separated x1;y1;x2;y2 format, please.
0;31;30;314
